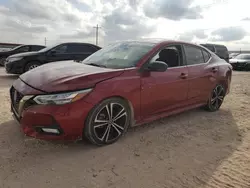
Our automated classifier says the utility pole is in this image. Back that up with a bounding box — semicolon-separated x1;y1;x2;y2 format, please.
44;37;47;46
93;24;101;46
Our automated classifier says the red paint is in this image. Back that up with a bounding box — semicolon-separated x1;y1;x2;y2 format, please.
11;40;232;141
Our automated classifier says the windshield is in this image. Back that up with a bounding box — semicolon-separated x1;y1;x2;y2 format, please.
81;41;155;69
234;54;250;59
38;43;59;52
11;45;24;51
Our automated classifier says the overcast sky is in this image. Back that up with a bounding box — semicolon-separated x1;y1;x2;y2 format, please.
0;0;250;50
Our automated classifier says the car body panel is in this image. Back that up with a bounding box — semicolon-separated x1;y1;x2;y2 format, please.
19;61;125;93
9;39;233;141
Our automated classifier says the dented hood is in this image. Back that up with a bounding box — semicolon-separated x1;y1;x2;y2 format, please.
19;61;124;93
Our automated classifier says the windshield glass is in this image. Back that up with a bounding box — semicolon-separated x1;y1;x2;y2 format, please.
38;43;59;52
11;45;24;51
81;41;155;69
234;54;250;59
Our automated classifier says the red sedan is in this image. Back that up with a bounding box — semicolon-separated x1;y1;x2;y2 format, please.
10;40;232;146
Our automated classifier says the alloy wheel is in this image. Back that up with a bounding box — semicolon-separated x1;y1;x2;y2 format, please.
210;85;225;109
93;102;127;143
29;64;39;70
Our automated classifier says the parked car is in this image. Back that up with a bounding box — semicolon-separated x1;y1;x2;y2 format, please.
5;42;101;74
10;39;232;146
200;43;229;63
229;52;240;59
0;44;45;66
229;53;250;70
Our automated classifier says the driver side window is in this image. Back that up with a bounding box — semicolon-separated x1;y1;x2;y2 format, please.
16;46;29;53
149;45;182;68
53;45;68;54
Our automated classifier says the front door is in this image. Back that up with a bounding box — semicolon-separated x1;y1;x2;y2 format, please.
140;44;189;118
46;44;73;63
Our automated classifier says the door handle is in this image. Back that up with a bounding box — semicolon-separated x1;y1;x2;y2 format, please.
211;67;218;73
180;73;188;79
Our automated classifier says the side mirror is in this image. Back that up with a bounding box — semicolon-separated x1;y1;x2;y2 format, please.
147;61;168;72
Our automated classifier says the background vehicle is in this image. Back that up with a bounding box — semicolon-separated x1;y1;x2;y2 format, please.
0;44;45;66
200;43;229;62
10;40;232;146
5;42;101;74
229;53;250;70
229;52;240;59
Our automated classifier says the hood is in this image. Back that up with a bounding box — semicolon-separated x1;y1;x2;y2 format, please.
9;51;40;58
229;59;250;63
19;61;124;93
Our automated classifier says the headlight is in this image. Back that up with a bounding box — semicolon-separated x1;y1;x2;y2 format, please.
33;88;93;105
8;57;23;62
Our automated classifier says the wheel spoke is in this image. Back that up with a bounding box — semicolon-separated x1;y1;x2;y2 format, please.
211;97;217;103
111;124;122;136
100;125;110;141
105;126;111;142
218;96;224;101
217;87;223;96
110;103;114;119
94;122;108;129
94;118;108;123
105;105;111;120
113;122;124;131
113;108;126;121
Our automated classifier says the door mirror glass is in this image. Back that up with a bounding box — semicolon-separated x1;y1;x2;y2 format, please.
147;61;168;72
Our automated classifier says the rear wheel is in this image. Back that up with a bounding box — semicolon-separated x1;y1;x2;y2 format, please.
84;98;131;146
205;84;225;112
24;61;40;72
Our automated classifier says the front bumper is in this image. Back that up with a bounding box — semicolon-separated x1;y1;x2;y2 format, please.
10;85;94;141
5;59;25;74
230;62;250;70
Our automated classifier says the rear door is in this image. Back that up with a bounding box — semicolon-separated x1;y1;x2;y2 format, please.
183;44;218;103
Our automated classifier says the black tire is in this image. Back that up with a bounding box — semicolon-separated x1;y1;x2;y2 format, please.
205;84;225;112
24;61;40;72
84;97;131;146
0;58;6;66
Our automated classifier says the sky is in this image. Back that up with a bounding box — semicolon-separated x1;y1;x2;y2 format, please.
0;0;250;50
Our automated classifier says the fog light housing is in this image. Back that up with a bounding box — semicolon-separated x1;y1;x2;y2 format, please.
41;128;60;134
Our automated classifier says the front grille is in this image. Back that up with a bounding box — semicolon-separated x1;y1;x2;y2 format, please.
10;86;23;113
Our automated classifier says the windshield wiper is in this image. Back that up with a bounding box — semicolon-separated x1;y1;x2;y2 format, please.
87;63;106;68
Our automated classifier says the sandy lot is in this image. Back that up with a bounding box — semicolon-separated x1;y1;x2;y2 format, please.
0;67;249;188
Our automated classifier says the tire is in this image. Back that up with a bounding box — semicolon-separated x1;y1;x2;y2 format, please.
84;97;131;146
0;58;6;66
24;61;40;72
205;84;225;112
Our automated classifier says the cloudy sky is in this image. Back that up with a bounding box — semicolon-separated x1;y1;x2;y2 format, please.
0;0;250;50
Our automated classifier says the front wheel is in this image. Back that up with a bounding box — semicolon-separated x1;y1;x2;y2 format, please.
24;62;40;72
84;98;131;146
205;84;225;112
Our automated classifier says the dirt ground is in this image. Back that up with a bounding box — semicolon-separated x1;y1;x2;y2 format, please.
0;67;249;188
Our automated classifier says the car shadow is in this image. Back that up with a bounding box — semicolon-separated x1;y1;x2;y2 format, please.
0;108;241;187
